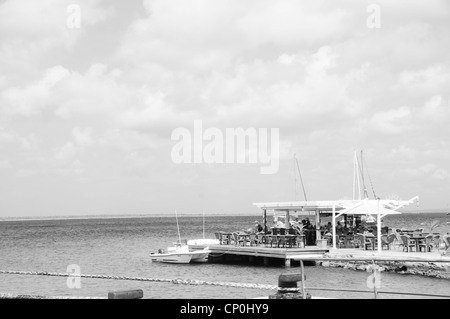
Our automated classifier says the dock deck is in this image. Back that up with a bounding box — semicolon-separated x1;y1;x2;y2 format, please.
190;244;329;267
190;243;450;267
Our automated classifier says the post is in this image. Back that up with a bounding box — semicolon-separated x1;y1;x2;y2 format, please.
315;209;321;240
372;260;379;299
300;260;306;299
269;273;310;299
377;200;381;252
285;210;290;230
263;209;268;233
332;203;336;249
285;258;291;267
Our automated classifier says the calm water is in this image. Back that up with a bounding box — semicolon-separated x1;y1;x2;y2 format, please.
0;214;449;299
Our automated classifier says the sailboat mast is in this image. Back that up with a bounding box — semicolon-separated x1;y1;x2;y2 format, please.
295;154;308;202
175;210;182;244
202;211;205;239
361;150;369;198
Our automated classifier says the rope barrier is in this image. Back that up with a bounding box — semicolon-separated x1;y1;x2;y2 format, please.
2;269;448;298
0;270;289;291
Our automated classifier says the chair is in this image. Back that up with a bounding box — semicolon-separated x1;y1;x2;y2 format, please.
254;234;263;246
381;234;396;250
418;235;433;252
248;234;256;246
261;235;270;247
432;235;441;252
348;235;360;248
296;235;306;248
221;233;231;245
270;235;278;247
277;235;286;248
335;235;346;248
286;235;296;248
400;235;416;252
231;232;239;246
443;235;450;251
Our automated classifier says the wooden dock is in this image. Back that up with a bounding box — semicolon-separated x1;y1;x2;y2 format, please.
190;244;329;267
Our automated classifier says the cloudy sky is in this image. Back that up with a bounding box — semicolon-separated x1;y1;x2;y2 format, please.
0;0;449;217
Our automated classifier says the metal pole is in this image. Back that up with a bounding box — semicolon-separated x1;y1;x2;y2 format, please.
332;203;336;249
300;260;306;299
372;260;378;299
175;210;182;245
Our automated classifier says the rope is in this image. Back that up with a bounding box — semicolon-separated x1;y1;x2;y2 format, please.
0;270;300;292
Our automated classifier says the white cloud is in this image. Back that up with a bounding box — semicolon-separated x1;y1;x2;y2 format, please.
433;169;450;180
366;107;412;134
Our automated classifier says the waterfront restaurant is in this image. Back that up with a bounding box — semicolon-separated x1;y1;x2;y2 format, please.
254;196;419;252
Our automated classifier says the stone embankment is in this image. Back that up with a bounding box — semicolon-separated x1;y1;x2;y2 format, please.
319;253;450;279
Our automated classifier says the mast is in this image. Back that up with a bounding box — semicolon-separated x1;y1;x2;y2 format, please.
361;150;369;199
202;211;205;239
175;210;182;245
294;154;308;202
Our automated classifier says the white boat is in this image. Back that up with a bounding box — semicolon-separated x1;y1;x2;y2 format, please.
150;211;213;263
150;242;211;264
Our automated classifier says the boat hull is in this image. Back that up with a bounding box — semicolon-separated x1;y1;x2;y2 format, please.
150;246;211;264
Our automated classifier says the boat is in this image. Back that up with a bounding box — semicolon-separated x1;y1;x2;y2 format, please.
150;241;212;264
150;211;213;263
186;212;220;246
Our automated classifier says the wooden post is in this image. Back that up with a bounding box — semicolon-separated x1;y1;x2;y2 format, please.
300;260;306;299
108;289;143;299
263;209;268;233
315;209;321;240
285;258;291;267
332;204;336;249
286;210;290;230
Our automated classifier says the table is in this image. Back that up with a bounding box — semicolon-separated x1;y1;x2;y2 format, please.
364;235;376;250
410;236;426;252
338;235;355;248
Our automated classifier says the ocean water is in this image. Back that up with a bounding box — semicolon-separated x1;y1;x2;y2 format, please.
0;214;449;299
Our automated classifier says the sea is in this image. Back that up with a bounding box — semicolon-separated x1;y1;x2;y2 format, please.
0;213;449;299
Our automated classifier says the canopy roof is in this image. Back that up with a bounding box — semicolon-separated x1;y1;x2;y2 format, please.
254;197;419;216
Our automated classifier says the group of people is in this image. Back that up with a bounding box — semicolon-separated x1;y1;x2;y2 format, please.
251;217;317;246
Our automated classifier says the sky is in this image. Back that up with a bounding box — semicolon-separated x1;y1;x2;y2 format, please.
0;0;449;217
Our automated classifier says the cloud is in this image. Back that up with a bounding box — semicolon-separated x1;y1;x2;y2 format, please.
433;169;450;180
0;0;113;83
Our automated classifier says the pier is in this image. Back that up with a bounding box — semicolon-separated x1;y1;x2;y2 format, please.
200;244;328;267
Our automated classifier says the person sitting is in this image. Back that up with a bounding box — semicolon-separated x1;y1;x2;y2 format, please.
336;221;344;235
290;219;303;234
254;221;263;233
